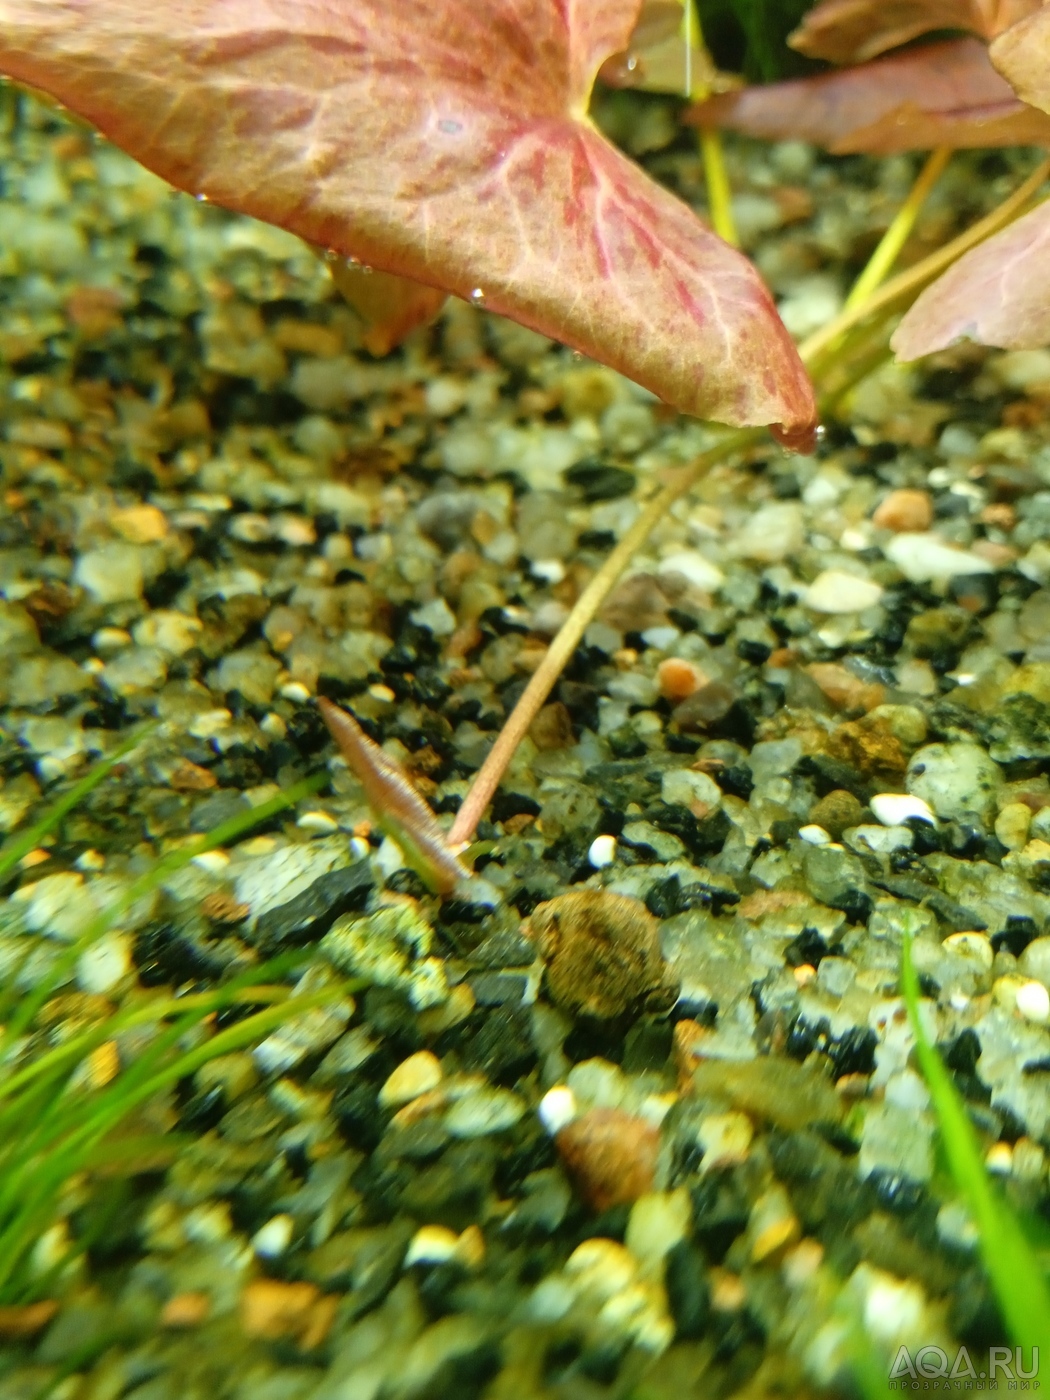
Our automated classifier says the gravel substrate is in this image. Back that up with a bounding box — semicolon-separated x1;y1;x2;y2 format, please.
1;83;1049;1398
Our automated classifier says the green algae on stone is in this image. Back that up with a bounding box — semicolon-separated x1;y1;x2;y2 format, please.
322;903;448;1008
690;1056;845;1131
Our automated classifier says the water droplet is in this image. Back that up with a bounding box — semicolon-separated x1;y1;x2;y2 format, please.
438;118;463;135
814;423;827;442
571;350;583;361
360;264;373;276
470;288;485;305
626;56;638;71
324;247;339;262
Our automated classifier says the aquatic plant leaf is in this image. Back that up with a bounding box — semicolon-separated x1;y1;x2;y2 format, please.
990;3;1050;117
789;0;1041;64
326;261;448;357
599;1;738;96
687;37;1050;153
0;0;816;444
892;199;1050;358
318;698;469;894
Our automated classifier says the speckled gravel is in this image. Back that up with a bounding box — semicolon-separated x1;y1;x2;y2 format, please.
1;83;1049;1398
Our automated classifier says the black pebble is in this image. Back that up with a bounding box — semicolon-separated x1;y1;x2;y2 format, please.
665;1240;711;1339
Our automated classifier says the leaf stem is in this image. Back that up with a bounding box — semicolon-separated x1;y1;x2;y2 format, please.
800;155;1050;366
842;146;950;314
447;427;762;847
700;128;738;246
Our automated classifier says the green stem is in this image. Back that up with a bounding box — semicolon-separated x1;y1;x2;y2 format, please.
843;147;951;314
700;127;738;246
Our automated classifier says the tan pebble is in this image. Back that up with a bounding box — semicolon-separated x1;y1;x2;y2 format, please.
709;1268;746;1312
657;657;708;702
300;1294;338;1350
971;539;1018;567
1012;1137;1046;1181
808;788;864;839
696;1111;753;1172
19;848;50;869
613;647;640;670
980;502;1017;530
556;1108;660;1211
835;1072;871;1100
168;759;218;792
942;931;993;971
529;700;575;750
993;974;1027;1012
379;1050;443;1109
749;1187;800;1263
453;1224;486;1270
782;1238;824;1288
391;1087;449;1128
161;1292;211;1328
672;1019;708;1080
240;1279;320;1340
0;1301;58;1338
526;890;678;1020
201;891;250;924
872;489;932;533
272;318;343;358
767;647;797;668
111;504;169;543
995;802;1032;851
807;662;884;713
565;1238;637;1298
793;964;817;988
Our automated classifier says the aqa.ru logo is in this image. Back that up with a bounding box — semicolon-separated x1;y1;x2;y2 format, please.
889;1346;1040;1389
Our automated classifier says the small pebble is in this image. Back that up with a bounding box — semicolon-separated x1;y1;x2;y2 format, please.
161;1293;211;1329
379;1050;443;1109
556;1108;660;1210
995;802;1032;851
656;657;708;701
696;1111;753;1172
251;1214;294;1258
802;569;883;614
405;1225;459;1267
986;1142;1014;1174
798;824;831;845
870;792;935;827
539;1085;578;1135
588;834;617;868
872;489;933;533
1016;979;1050;1024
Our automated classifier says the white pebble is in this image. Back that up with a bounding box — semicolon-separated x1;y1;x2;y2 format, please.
884;532;994;584
870;792;935;828
296;810;340;834
251;1214;294;1258
538;1085;577;1136
279;681;312;702
192;849;230;873
798;824;831;845
658;550;724;592
531;559;566;584
802;569;883;614
404;1225;459;1268
588;834;618;868
1016;980;1050;1025
76;931;132;995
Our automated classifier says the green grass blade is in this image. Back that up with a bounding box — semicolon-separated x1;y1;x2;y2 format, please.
901;930;1050;1353
0;726;152;883
0;769;327;1045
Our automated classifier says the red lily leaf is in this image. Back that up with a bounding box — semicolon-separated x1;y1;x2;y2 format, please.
0;0;816;444
327;261;448;358
789;0;1042;65
892;200;1050;358
687;38;1050;155
991;4;1050;116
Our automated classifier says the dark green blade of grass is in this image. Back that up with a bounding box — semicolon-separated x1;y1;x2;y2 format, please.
902;930;1050;1353
0;726;152;884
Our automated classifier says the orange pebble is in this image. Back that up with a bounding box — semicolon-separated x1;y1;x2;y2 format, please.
657;657;707;702
872;488;932;532
162;1292;211;1329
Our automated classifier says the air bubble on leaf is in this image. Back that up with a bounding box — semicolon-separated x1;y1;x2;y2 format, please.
470;287;485;305
195;192;209;203
324;247;339;262
626;56;638;71
438;118;463;134
814;423;826;442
